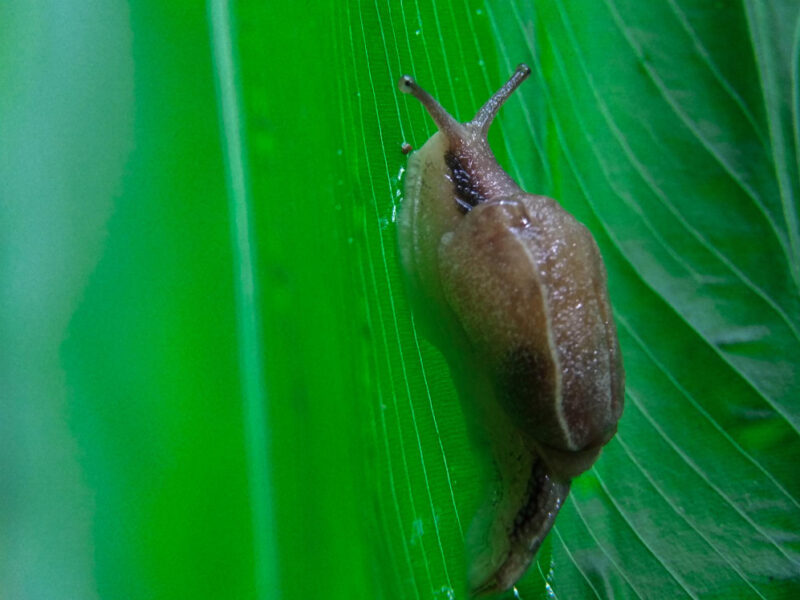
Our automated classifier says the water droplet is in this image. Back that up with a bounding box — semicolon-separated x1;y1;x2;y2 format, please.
409;518;424;544
415;28;421;35
478;59;484;67
336;148;343;156
476;8;483;15
544;581;556;600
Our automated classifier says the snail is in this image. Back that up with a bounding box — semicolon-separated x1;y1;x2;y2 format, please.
397;65;624;595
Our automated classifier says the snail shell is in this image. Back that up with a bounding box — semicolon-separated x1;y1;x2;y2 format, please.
397;65;624;595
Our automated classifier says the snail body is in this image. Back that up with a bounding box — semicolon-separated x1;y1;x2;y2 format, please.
397;66;624;595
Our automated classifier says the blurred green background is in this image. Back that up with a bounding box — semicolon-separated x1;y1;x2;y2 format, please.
1;1;798;599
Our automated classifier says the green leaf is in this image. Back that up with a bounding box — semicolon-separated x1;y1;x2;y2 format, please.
2;1;798;599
